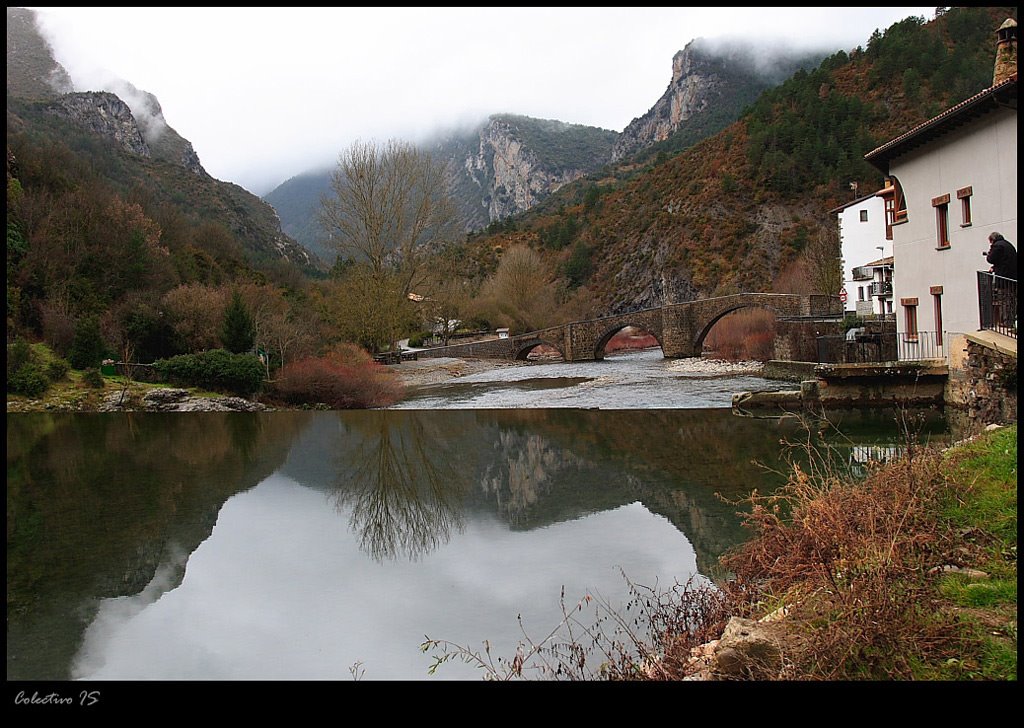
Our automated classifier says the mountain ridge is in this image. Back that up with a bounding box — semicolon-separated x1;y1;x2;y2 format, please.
264;39;822;264
6;6;320;272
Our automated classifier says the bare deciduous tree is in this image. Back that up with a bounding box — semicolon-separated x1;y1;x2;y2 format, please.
805;227;844;298
474;245;561;333
318;139;458;298
318;139;458;350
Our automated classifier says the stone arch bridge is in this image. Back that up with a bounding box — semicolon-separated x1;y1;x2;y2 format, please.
417;293;841;362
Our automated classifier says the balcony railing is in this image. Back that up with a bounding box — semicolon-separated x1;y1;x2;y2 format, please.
977;271;1017;339
816;330;944;364
869;281;893;297
895;331;945;362
851;266;873;281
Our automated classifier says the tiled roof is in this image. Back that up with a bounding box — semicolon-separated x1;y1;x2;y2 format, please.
828;192;880;214
863;256;894;267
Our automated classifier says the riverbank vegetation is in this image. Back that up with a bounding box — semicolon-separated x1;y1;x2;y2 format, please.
423;422;1017;681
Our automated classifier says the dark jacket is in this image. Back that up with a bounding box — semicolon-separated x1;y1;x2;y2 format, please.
987;237;1017;280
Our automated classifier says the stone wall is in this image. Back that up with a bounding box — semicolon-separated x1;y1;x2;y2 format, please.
945;336;1017;428
775;320;841;363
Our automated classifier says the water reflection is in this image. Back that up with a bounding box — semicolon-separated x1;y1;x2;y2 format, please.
331;412;470;562
7;407;949;680
6;412;310;680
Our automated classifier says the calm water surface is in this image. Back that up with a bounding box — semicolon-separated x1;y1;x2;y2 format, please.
7;352;950;681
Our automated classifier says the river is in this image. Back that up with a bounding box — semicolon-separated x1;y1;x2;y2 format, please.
6;351;950;681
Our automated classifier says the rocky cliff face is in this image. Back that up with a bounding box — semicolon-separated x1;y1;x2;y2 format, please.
46;91;152;157
102;78;207;176
436;114;618;231
612;47;720;162
463;117;610;222
266;114;618;256
611;38;824;164
8;7;320;271
45;88;207;177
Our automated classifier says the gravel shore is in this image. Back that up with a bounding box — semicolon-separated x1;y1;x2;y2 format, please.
389;356;526;387
390;353;765;388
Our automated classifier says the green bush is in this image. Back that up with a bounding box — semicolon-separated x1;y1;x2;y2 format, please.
154;349;264;396
81;368;105;389
45;356;71;382
9;363;49;397
7;338;32;378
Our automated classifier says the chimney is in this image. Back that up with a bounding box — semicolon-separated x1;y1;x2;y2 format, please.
993;18;1017;86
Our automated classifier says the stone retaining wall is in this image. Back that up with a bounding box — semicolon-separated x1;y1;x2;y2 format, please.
945;336;1017;427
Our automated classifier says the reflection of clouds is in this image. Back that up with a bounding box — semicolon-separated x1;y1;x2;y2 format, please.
69;477;698;680
71;542;189;679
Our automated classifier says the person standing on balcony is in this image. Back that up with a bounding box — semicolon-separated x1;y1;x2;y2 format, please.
986;232;1017;280
985;232;1017;330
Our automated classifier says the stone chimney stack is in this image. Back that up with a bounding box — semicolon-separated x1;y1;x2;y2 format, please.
993;18;1017;86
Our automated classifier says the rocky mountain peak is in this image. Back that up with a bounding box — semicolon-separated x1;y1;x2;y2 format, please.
670;47;695;85
612;39;823;163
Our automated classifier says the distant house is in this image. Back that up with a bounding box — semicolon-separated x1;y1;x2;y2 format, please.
830;193;891;315
850;255;894;318
496;328;510;340
863;18;1017;357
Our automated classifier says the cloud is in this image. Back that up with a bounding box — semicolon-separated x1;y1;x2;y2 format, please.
26;6;937;195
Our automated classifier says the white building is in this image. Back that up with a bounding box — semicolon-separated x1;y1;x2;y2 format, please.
851;255;894;317
830;193;891;315
863;18;1017;359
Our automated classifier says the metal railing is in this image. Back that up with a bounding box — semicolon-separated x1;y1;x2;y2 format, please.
977;271;1017;339
869;281;893;297
817;331;944;364
895;331;945;361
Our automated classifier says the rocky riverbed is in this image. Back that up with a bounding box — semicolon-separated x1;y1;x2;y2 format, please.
390;353;765;388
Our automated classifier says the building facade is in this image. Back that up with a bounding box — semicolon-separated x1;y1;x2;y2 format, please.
831;194;892;315
864;19;1017;358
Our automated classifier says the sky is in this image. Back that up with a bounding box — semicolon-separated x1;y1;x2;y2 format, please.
28;6;937;196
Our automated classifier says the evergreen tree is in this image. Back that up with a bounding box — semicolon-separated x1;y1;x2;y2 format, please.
69;316;108;370
221;290;255;354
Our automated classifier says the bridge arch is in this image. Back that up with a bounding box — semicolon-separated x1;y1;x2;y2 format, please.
688;294;802;353
593;323;664;360
513;338;566;361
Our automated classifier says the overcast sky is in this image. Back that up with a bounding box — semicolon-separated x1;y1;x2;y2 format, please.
29;6;937;196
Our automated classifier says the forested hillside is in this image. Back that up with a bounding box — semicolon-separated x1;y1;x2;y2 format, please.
461;7;1015;314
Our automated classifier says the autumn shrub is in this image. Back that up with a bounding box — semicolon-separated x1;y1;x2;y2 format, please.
423;575;732;681
719;437;966;680
604;330;659;354
704;309;776;361
270;346;403;409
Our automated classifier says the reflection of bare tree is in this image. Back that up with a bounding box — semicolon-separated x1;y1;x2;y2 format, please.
331;412;471;562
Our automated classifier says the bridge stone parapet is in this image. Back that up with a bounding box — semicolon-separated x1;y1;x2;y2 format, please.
416;338;517;360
